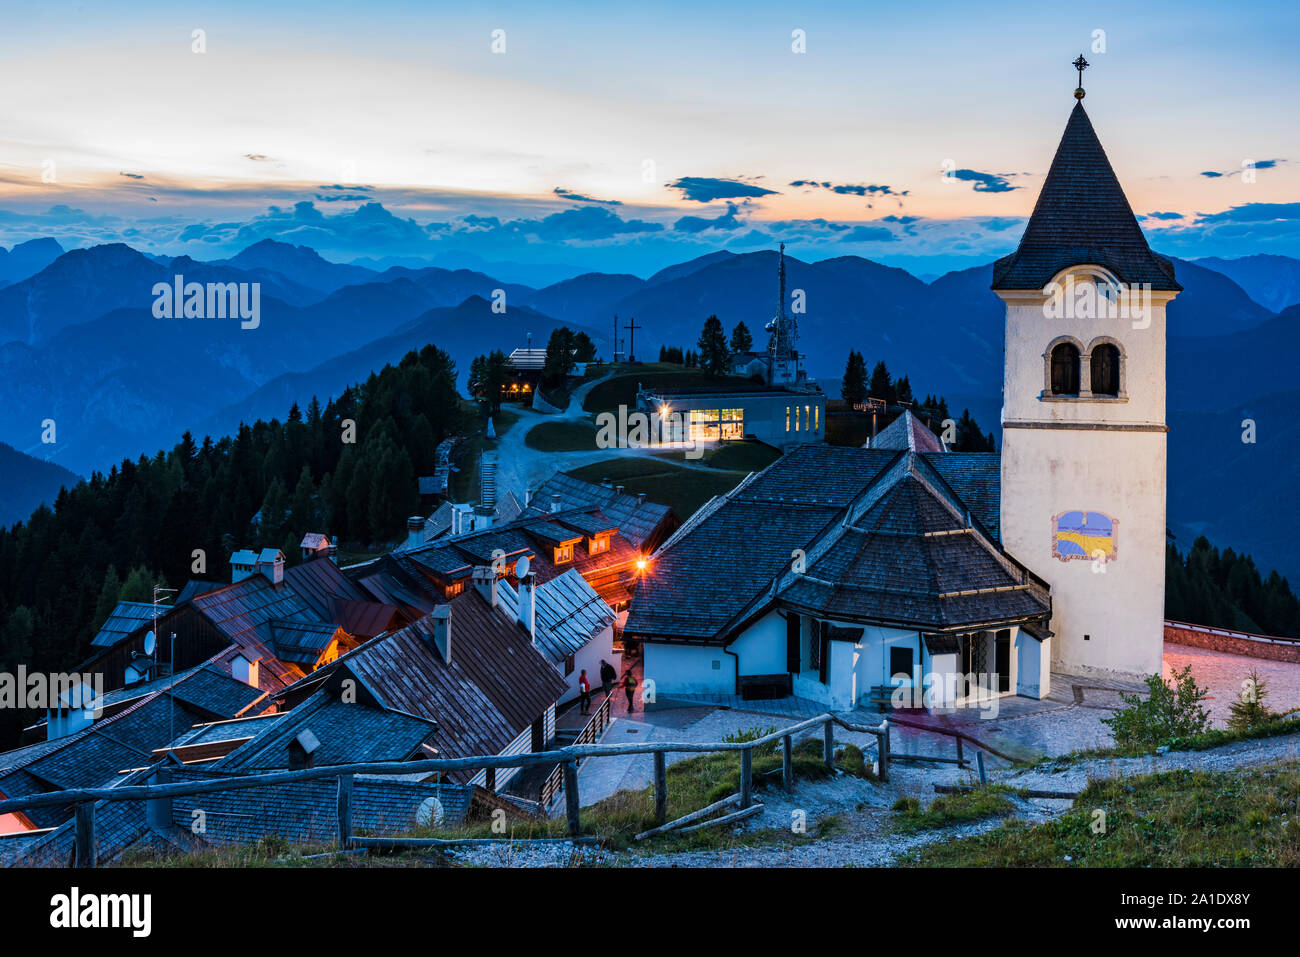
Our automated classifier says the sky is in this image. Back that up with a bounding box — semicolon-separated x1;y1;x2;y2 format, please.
1;0;1297;279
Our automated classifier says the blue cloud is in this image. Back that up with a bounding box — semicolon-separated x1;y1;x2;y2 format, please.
790;180;909;198
553;187;622;206
673;202;746;233
1142;211;1185;220
839;225;898;243
949;169;1019;193
666;176;778;203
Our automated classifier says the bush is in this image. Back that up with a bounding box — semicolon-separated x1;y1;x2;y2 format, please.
1228;669;1276;733
1101;665;1212;753
892;797;920;812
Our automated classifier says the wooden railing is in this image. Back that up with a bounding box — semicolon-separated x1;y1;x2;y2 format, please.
0;710;895;866
539;694;612;808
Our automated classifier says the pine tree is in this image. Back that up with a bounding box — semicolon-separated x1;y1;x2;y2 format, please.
730;321;753;354
841;350;867;405
697;315;730;377
1228;668;1274;731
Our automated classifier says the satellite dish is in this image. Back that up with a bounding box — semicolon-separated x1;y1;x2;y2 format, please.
416;796;445;827
514;555;530;579
143;632;157;656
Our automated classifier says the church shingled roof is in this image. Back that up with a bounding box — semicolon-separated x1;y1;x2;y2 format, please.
991;101;1180;292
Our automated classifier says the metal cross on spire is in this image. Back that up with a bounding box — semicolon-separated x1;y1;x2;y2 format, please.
1073;54;1089;100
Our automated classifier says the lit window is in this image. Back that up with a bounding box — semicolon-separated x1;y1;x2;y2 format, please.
554;543;574;564
814;405;819;431
589;535;609;555
786;406;791;432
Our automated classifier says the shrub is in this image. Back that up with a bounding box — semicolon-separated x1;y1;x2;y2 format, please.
1228;669;1276;733
1101;664;1211;753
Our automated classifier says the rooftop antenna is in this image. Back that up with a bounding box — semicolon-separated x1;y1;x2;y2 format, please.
1073;54;1089;100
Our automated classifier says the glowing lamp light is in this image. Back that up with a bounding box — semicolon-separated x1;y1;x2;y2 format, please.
635;557;649;573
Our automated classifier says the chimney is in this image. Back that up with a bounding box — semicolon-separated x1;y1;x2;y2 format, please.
288;729;320;770
146;764;173;830
472;565;499;608
473;504;494;530
615;485;624;496
430;604;452;664
516;573;537;641
329;537;339;564
405;515;425;550
637;492;647;505
550;494;562;514
601;477;611;488
525;484;534;507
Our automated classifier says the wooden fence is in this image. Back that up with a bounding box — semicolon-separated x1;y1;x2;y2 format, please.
540;694;613;808
0;709;916;866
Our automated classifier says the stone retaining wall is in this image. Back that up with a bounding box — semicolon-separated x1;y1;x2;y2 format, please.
1164;623;1300;664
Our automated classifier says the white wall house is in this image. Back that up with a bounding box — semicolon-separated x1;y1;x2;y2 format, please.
630;445;1054;713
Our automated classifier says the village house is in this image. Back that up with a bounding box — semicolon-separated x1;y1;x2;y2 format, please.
636;244;826;449
281;579;568;797
76;549;403;697
626;444;1051;709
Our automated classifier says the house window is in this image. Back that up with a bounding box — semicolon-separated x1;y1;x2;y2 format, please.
786;406;791;432
719;408;744;440
814;405;819;431
589;535;610;556
444;580;465;599
889;645;914;683
1090;343;1121;396
564;655;575;676
554;543;574;564
1049;342;1081;395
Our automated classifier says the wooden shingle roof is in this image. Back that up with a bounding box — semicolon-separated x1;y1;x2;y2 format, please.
992;101;1180;291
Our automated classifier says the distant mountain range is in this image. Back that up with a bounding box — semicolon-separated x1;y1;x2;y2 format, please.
0;237;1296;588
0;443;79;528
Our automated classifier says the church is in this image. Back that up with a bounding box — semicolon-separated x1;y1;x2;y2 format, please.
625;62;1177;708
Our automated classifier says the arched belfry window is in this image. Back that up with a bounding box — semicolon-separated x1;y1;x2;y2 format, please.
1090;343;1121;397
1049;342;1081;396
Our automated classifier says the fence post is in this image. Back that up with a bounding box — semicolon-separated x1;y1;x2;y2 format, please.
976;750;987;786
956;736;965;769
75;803;96;868
563;761;581;836
782;734;793;791
740;747;752;809
823;719;834;770
337;773;354;849
653;751;667;825
878;721;890;783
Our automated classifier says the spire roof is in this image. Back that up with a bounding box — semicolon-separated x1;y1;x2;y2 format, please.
992;101;1180;291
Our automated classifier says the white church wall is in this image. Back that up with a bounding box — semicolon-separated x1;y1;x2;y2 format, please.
999;285;1175;679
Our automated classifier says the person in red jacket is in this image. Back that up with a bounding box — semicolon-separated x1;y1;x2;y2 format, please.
578;670;591;715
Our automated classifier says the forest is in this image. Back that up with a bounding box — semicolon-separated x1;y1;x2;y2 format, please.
0;343;473;741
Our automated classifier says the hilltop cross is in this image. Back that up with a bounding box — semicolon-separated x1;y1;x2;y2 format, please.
624;316;643;363
1073;54;1089;99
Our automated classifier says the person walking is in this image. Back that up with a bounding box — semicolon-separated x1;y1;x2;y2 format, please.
599;659;616;698
578;669;591;715
624;671;638;713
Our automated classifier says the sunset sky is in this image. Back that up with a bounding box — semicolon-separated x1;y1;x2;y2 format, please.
1;0;1297;276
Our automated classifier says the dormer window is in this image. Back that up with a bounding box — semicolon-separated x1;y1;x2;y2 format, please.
554;543;574;564
1090;342;1121;396
588;534;610;556
1049;342;1080;395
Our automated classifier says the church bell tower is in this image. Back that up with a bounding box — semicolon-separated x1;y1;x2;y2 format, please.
994;58;1181;678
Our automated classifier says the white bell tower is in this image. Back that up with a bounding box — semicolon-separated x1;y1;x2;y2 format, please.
995;60;1181;679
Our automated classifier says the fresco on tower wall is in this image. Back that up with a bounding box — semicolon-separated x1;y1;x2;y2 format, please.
1052;510;1119;564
